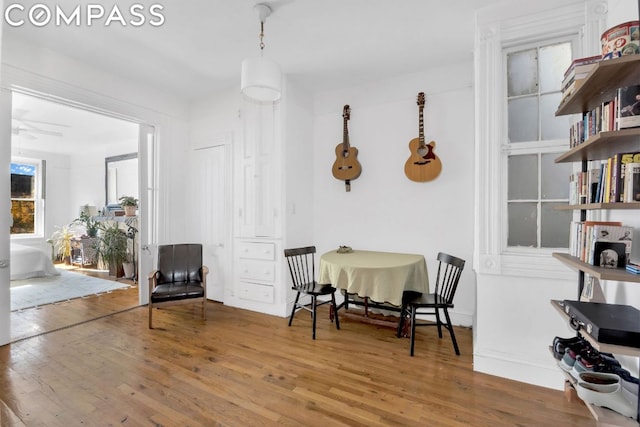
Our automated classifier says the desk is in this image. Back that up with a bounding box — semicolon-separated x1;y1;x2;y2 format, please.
318;250;429;308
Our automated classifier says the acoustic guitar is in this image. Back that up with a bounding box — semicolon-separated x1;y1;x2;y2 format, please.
332;104;362;191
404;92;442;182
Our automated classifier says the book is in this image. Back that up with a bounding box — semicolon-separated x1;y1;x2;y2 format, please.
562;55;601;79
578;221;622;261
614;152;640;202
588;224;633;266
624;162;640;202
617;86;640;129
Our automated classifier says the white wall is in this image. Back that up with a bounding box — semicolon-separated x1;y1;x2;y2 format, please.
313;63;476;327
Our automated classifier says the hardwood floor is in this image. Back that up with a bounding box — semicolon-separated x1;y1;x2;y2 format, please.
10;265;139;343
0;292;596;427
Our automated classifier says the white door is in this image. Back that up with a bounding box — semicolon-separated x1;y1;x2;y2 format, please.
191;144;230;302
137;124;156;305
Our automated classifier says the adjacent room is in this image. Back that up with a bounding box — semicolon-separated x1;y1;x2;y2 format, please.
1;0;639;425
9;92;141;339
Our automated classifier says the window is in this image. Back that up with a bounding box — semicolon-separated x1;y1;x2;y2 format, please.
505;41;574;250
11;159;44;236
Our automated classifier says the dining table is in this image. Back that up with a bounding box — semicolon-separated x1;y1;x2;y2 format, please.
318;249;429;326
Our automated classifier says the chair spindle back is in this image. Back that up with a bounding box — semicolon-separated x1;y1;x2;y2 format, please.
284;246;317;289
434;252;465;304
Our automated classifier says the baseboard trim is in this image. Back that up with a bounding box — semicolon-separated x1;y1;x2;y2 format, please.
473;351;565;390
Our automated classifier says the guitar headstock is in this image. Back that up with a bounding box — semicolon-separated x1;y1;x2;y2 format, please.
416;92;425;107
343;105;351;120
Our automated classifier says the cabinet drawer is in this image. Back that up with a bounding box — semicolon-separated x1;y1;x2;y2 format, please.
238;260;275;282
237;281;274;303
239;242;276;260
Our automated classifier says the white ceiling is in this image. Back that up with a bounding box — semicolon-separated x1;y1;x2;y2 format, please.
6;0;509;153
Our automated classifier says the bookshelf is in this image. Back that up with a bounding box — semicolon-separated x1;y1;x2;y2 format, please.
556;55;640;116
553;53;640;426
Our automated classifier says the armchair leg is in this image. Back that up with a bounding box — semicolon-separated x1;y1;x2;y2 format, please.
149;303;153;329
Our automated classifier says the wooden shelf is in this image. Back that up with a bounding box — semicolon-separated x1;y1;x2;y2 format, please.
555;128;640;163
552;252;640;283
549;344;640;426
554;202;640;210
556;55;640;116
551;300;640;357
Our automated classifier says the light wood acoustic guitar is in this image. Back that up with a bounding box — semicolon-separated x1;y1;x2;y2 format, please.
404;92;442;182
332;104;362;191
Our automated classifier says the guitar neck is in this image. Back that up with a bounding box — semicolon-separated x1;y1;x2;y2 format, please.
343;118;349;150
418;106;425;147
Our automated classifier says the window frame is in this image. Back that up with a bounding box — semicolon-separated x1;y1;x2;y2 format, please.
474;0;599;279
10;156;45;239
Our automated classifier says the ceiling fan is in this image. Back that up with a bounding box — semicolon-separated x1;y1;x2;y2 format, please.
11;112;67;139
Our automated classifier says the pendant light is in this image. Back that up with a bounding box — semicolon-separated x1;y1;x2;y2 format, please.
241;3;282;102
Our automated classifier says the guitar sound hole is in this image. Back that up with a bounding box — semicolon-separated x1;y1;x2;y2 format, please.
342;150;351;158
417;147;429;157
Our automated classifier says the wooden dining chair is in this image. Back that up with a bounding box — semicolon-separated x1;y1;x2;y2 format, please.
397;252;465;356
284;246;340;339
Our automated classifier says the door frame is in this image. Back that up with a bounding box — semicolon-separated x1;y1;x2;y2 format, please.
0;68;172;344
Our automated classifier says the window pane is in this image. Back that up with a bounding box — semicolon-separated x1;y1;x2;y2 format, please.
508;202;537;247
541;153;570;199
539;43;572;93
507;49;538;96
11;200;35;234
508;155;538;199
541;93;569;140
508;96;538;142
541;202;571;248
11;174;35;198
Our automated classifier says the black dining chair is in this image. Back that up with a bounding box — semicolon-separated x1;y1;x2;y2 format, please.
397;252;465;356
284;246;340;339
148;243;209;329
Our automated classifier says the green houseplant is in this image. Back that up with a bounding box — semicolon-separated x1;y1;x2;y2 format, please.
95;222;128;276
119;196;138;217
73;205;99;237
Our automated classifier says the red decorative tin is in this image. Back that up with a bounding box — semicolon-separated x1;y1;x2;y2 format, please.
601;21;639;59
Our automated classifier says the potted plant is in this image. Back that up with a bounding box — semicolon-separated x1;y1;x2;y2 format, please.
73;205;99;237
50;224;77;264
119;196;138;217
95;222;128;277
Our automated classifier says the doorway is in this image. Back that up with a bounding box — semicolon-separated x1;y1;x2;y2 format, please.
9;91;143;341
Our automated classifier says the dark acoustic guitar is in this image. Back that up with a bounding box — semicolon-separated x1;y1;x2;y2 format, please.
332;104;362;191
404;92;442;182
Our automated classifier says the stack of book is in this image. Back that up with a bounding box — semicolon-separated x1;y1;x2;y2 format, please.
569;221;633;268
568;85;640;148
627;260;640;274
561;55;601;103
568;151;640;205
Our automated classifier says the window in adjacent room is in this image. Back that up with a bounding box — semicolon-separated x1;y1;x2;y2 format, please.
10;158;44;236
505;41;574;249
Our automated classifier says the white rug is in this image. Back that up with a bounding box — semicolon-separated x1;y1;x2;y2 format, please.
11;269;132;311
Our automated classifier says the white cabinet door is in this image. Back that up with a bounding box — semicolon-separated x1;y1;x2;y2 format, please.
191;143;230;303
237;100;280;238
